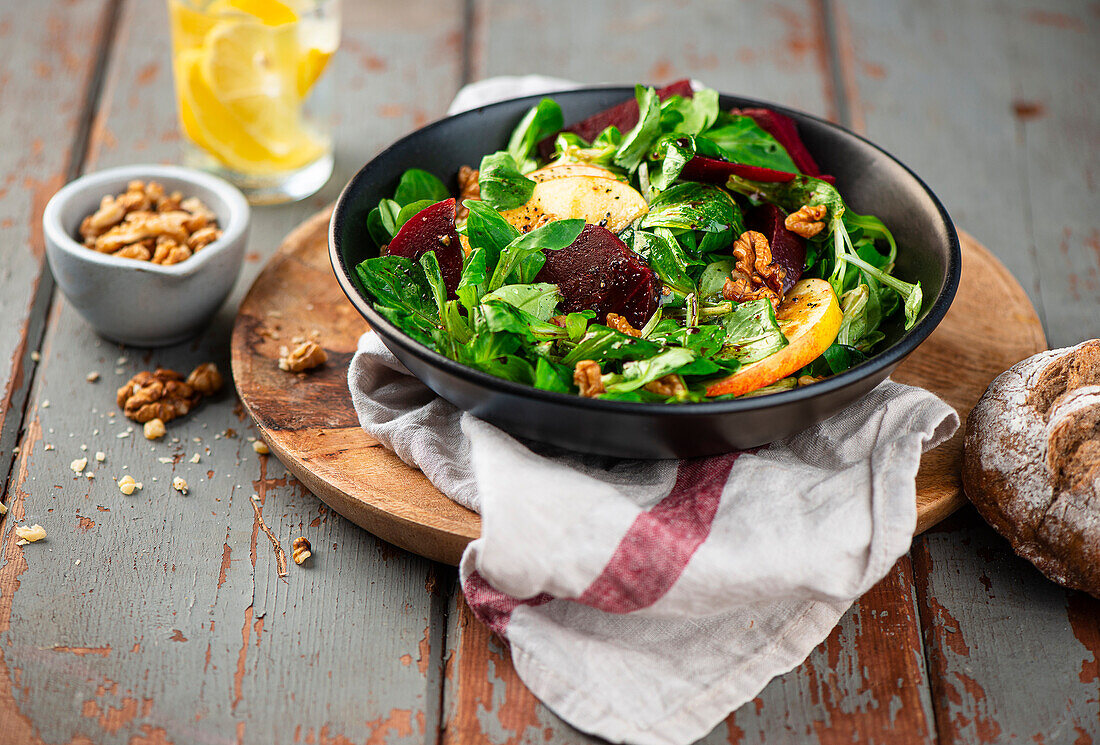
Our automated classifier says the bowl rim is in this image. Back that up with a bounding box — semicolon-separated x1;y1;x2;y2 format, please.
43;163;251;277
330;85;961;417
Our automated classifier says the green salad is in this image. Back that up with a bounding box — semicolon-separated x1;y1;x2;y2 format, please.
355;82;921;402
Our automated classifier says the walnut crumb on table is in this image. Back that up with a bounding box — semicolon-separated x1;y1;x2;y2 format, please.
118;475;143;495
70;457;88;474
252;440;270;455
172;476;188;495
143;418;166;440
15;524;46;545
292;536;312;565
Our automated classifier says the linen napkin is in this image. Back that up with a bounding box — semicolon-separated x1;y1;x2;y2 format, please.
348;77;960;745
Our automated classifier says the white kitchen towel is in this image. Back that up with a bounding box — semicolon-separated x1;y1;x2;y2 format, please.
348;77;960;745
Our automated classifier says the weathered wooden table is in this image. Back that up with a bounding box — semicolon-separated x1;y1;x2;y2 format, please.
1;1;1098;743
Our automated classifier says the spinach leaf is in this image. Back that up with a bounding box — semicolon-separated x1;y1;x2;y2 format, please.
630;230;696;301
479;299;565;341
487;218;584;291
698;258;733;298
368;198;402;243
478;152;536;210
534;357;573;393
355;255;438;324
456;248;488;312
464;199;519;271
649;136;695;191
395;199;436;231
507;98;564;172
563;310;594;342
700;115;799;173
659;89;718;136
613;85;661;172
650;323;727;358
394;168;450;205
604;347;696;393
561;326;662;366
718;298;788;364
482;283;562;321
552;128;622;168
640;182;744;234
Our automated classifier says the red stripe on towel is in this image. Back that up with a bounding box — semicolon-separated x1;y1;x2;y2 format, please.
464;569;552;636
576;452;741;613
463;451;744;634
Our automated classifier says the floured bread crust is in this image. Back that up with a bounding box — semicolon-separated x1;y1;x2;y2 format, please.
963;339;1100;597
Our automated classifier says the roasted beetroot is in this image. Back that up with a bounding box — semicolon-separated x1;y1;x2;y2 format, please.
535;224;660;327
384;198;463;297
746;203;806;293
680;155;799;184
733;108;833;183
537;80;695;160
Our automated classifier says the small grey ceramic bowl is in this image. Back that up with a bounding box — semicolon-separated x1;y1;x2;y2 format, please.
44;164;250;347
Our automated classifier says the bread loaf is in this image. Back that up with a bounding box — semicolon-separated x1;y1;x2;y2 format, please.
963;339;1100;597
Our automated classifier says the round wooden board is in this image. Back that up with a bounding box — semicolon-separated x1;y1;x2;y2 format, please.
231;209;1047;565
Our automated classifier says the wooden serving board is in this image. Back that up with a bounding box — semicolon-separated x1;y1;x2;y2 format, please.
230;209;1047;565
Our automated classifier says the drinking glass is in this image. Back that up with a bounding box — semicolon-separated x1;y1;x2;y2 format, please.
167;0;340;204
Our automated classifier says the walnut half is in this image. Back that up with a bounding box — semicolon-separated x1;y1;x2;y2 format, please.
116;369;200;423
784;204;827;239
278;341;327;373
456;166;481;220
723;230;785;305
573;360;605;397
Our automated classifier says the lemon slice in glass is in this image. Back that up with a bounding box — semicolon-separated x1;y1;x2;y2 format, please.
199;20;325;166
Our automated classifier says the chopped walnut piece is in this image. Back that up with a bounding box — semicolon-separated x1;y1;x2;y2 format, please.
456;165;481;220
784;204;827;239
723;230;785;306
117;369;200;423
187;226;221;252
172;476;189;495
252;440;270;455
573;360;605;397
79;195;127;239
186;363;223;396
115;243;152;261
644;374;687;398
606;313;642;337
70;457;88;473
292;536;312;565
798;375;823;387
15;524;46;545
278;341;327;373
77;182;220;264
118;475;142;495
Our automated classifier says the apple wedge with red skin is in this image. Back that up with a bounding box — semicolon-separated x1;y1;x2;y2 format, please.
746;203;806;294
535;223;660;328
536;79;695;160
383;198;463;297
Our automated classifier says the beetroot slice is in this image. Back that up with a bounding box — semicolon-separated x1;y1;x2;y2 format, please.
384;198;463;297
680;155;798;184
746;204;806;293
733;107;835;183
534;224;660;327
536;79;695;160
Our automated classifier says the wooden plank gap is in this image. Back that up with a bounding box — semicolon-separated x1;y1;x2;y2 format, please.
459;0;476;87
0;0;124;514
818;0;857;130
424;563;458;744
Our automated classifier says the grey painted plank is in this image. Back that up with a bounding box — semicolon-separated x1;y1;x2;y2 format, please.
840;0;1100;741
471;0;835;119
442;2;936;743
0;0;115;519
0;0;465;742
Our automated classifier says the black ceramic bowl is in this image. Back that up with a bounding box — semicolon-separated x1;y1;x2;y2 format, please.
330;87;960;458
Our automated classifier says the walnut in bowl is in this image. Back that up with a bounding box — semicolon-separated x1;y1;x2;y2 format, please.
43;165;250;346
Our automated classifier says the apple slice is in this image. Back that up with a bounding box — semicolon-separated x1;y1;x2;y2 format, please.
530;164;620;182
705;278;842;397
500;175;648;234
384;198;463;296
